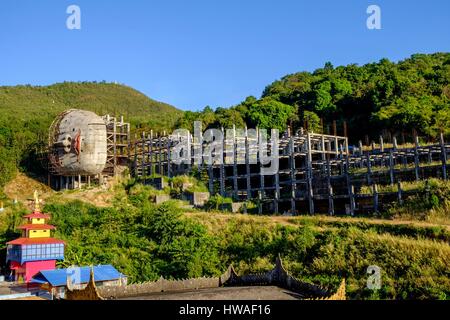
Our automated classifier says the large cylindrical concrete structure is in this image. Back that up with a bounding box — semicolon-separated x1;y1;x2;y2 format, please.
48;109;107;176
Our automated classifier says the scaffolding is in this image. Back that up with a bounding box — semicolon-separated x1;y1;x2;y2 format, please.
103;115;131;177
131;128;449;215
45;113;130;190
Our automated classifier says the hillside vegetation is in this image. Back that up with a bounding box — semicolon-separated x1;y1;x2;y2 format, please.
0;82;183;187
0;181;449;300
0;82;181;128
0;173;449;299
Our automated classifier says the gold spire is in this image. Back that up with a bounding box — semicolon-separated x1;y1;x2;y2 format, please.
33;190;41;212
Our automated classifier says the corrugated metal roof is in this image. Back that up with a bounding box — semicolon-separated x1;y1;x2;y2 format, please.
17;224;56;230
7;238;65;245
31;265;126;287
23;212;51;219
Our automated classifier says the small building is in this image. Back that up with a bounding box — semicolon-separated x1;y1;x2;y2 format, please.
6;191;65;283
31;265;127;299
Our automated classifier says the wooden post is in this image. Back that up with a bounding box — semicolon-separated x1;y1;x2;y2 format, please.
195;127;203;171
326;156;332;185
146;133;151;177
258;191;263;215
166;135;171;178
259;166;265;205
208;165;214;195
113;118;117;176
349;185;355;216
345;138;350;159
397;180;403;205
187;133;192;172
289;136;296;214
158;135;163;176
321;136;326;162
414;136;420;181
402;151;408;168
440;133;447;180
389;150;395;186
274;171;280;215
149;131;153;176
373;184;379;214
306;132;314;215
380;136;384;153
334;136;339;157
233;126;238;199
358;141;364;169
344;138;352;214
393;137;398;150
332;120;337;136
245;128;251;200
367;153;372;185
328;184;334;216
220;128;225;196
343;121;348;138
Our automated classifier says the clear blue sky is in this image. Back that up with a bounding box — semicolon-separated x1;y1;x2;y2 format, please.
0;0;449;111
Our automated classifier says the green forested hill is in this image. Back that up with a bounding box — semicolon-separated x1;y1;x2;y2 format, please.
0;82;182;130
175;53;450;141
0;82;182;186
262;52;450;139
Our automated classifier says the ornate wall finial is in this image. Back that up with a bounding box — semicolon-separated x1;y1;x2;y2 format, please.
33;190;41;212
89;266;95;283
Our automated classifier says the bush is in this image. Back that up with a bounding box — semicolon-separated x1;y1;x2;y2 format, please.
169;175;208;195
205;195;233;211
386;179;450;222
43;199;222;283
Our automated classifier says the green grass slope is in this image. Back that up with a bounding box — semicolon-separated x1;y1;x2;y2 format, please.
0;82;182;132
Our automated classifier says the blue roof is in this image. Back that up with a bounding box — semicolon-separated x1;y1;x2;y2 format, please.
31;265;126;287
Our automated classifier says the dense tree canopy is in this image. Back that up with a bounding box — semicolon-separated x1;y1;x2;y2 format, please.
174;97;297;132
263;53;449;139
175;53;449;141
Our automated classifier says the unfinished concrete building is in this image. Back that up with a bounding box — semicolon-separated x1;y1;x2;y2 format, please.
131;127;449;216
